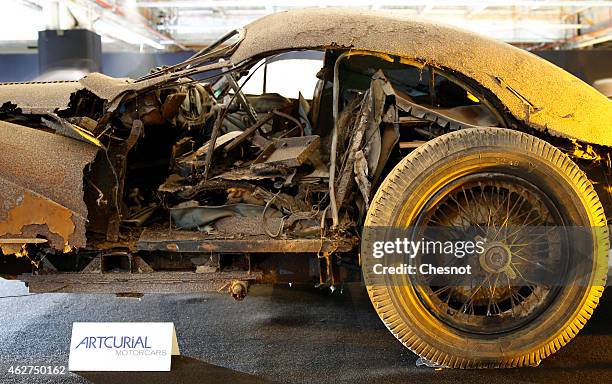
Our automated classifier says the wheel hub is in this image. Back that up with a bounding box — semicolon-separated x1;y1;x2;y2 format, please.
479;242;511;273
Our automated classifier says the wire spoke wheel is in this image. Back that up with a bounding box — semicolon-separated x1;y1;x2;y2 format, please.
413;176;566;334
362;128;608;368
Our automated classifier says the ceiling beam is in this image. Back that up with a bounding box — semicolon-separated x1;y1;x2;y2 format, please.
86;0;187;49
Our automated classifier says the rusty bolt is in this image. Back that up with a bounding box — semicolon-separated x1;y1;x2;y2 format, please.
230;280;248;301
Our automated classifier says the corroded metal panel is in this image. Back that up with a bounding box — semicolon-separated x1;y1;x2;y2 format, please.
0;121;98;252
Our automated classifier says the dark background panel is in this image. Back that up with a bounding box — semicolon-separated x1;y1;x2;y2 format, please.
536;50;612;84
0;54;39;83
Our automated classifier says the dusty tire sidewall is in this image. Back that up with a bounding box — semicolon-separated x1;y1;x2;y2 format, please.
362;128;608;364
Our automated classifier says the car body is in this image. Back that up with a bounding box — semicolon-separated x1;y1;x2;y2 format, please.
1;8;610;368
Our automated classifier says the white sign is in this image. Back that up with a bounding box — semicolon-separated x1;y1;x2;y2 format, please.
68;322;180;372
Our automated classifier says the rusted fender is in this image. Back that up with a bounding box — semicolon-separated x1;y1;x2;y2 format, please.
231;8;612;146
0;121;98;254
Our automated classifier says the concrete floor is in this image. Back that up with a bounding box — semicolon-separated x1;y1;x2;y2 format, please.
0;279;610;384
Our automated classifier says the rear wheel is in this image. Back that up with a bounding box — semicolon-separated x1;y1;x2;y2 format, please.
362;128;608;368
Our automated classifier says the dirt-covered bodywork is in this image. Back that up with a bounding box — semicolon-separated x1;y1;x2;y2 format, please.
0;9;607;258
233;9;612;144
0;6;610;286
1;7;611;369
1;7;610;285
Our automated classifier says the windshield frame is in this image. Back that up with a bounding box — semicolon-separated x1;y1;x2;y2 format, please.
136;28;245;83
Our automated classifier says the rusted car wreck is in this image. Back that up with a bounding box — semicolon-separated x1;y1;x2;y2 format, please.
1;9;610;369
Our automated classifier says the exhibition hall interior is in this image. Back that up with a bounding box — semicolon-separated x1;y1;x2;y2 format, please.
0;1;610;383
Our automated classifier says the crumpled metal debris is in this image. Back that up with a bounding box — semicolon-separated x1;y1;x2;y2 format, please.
416;356;445;369
175;129;243;176
334;71;393;211
353;150;371;210
252;135;320;168
42;113;103;148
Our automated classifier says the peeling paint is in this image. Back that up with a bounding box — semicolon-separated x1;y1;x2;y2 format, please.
0;192;75;252
0;120;99;253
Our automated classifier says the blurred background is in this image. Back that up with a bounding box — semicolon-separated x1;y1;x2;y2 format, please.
0;0;611;96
